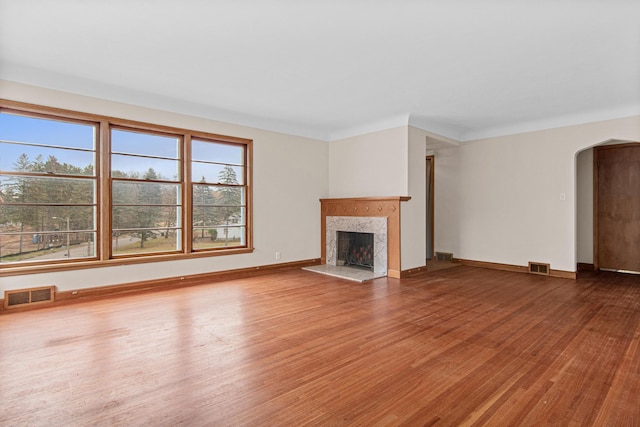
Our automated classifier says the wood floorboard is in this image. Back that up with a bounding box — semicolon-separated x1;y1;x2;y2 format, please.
1;266;640;425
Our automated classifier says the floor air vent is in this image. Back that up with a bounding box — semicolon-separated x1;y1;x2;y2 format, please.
4;286;55;309
435;252;454;262
528;262;550;276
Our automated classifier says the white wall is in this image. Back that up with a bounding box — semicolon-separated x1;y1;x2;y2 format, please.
576;148;593;264
327;125;462;272
456;116;640;272
327;116;640;274
328;126;408;197
328;125;430;271
401;127;427;270
0;81;329;293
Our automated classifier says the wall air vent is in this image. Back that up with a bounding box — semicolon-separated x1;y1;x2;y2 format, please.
435;252;454;262
528;262;550;276
4;286;55;309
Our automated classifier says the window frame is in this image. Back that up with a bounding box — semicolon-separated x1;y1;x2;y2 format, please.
110;125;185;258
0;99;253;277
191;137;248;253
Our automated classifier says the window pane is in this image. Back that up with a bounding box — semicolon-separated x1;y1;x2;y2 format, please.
111;154;180;181
192;185;245;205
192;163;244;185
215;185;244;208
111;129;179;158
0;142;95;176
0;175;95;204
0;205;95;230
112;206;181;230
0;230;96;264
112;229;181;255
0;187;96;263
193;226;245;249
112;181;180;205
192;140;244;165
192;207;246;227
0;112;95;150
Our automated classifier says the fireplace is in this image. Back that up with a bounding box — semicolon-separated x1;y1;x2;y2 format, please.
337;231;374;270
316;197;410;280
326;216;388;277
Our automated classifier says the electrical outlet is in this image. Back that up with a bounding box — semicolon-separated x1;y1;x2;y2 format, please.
275;251;281;260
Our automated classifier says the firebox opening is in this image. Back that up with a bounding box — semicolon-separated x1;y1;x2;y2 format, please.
337;231;374;271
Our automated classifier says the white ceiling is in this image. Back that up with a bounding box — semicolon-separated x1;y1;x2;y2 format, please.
1;0;639;142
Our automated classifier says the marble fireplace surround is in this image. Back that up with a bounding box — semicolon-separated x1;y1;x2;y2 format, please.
326;216;388;277
319;197;410;279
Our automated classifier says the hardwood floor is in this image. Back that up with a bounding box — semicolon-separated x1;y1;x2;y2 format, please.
1;266;639;426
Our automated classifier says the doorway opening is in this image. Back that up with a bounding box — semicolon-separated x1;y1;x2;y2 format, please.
426;156;434;260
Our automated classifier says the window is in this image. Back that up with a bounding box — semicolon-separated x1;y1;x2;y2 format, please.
0;101;252;271
111;128;183;256
191;139;246;250
0;110;98;264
